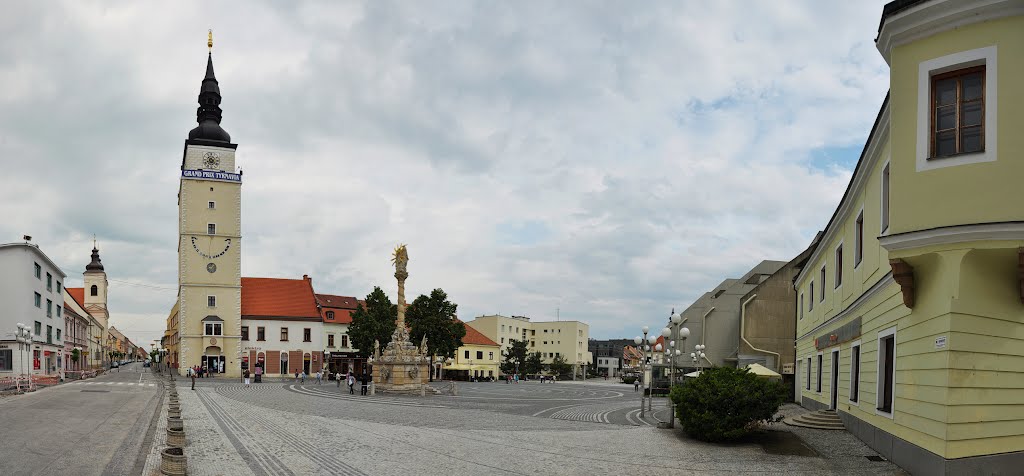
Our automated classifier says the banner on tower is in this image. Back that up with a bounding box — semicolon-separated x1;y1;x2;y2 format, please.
181;169;241;182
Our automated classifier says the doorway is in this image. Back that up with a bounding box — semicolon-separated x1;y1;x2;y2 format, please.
303;353;311;375
830;348;840;410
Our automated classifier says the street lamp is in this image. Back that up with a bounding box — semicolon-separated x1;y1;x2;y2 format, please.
634;326;651;419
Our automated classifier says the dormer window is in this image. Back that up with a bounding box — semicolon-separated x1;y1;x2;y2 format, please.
931;66;984;158
326;311;335;320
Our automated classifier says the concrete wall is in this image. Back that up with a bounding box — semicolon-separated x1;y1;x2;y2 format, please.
739;263;800;373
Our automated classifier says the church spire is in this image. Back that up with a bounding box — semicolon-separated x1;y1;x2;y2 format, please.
188;30;231;143
86;243;104;272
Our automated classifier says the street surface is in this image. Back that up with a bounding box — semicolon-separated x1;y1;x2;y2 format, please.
141;377;906;475
0;362;162;476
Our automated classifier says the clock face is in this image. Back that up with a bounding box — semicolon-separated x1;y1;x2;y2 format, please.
202;152;221;169
207;263;217;273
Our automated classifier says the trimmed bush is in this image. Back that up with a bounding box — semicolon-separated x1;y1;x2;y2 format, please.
670;366;785;442
620;375;639;385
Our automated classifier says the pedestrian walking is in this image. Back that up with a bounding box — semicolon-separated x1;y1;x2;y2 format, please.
244;369;251;387
219;361;225;374
316;370;322;385
300;371;306;383
336;370;342;387
295;371;299;382
189;367;196;390
347;373;355;394
634;379;640;392
360;373;369;395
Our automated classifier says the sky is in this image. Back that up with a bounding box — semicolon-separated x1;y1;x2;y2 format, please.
0;1;890;349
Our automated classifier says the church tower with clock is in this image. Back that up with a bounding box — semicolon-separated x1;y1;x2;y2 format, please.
176;34;243;378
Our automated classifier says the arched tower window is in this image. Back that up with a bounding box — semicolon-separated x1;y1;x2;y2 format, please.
90;285;98;296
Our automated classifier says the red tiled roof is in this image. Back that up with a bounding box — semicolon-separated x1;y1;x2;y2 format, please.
241;277;320;318
461;321;498;347
321;308;355;324
315;293;359;309
67;287;85;308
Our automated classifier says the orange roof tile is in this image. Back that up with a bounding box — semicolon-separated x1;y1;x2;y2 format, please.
315;293;359;309
241;277;320;319
462;321;499;347
66;288;85;309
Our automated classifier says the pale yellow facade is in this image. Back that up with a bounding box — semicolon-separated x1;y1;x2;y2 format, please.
176;143;243;378
443;343;500;379
466;315;593;371
795;1;1024;469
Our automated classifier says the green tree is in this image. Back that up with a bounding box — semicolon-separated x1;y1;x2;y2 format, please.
670;366;786;442
406;288;465;381
548;354;573;379
348;287;397;358
500;339;529;375
524;352;544;375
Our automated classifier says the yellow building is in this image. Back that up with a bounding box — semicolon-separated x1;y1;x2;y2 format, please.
794;1;1024;472
172;47;244;378
438;323;500;380
466;314;593;377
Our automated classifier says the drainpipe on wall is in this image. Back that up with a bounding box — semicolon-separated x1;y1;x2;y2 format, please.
740;294;782;372
701;307;715;366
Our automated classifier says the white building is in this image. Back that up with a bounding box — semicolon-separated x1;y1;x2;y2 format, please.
595;356;621;378
467;314;593;377
0;241;68;377
239;276;325;376
316;293;365;376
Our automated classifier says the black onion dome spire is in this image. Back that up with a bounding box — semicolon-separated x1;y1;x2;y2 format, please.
86;245;104;272
188;51;231;142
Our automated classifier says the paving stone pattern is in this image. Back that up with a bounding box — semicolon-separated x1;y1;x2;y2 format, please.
152;380;907;475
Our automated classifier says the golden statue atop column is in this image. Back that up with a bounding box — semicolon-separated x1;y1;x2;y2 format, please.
371;244;430;395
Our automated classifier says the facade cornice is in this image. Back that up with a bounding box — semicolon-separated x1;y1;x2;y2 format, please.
876;0;1024;64
879;222;1024;251
795;100;891;287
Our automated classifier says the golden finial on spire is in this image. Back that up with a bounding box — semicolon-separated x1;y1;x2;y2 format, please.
208;29;213;52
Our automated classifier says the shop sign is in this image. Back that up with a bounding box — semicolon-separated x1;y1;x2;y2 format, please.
782;363;795;374
814;317;862;350
181;169;241;182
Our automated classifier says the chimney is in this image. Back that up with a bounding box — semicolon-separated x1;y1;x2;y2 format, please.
303;274;310;282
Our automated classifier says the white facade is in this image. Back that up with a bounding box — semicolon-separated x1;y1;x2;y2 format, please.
595;356;621;377
0;243;67;377
240;319;324;375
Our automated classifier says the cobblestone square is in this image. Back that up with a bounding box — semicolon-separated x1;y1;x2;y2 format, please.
143;378;906;475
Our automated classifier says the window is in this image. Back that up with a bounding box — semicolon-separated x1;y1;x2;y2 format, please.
328;334;335;347
303;328;311;342
208;223;216;234
326;311;335;320
931;66;984;158
834;245;843;288
46;299;52;317
34;321;41;335
488;352;494;360
855;211;864;267
34;292;41;308
56;306;61;317
799;293;804;320
881;162;890;232
476;351;483;360
808;282;814;311
57;329;62;341
204;323;222;336
464;350;470;359
877;328;897;415
338;335;347;348
241;326;249;341
34;262;41;278
46;273;52;291
816;353;823;393
208;201;216;209
805;357;811;390
281;327;289;342
501;325;505;332
500;338;504;344
46;325;52;343
257;327;265;341
850;343;861;403
208;295;216;307
819;267;826;301
56;281;61;293
543;341;547;345
90;285;98;296
0;349;11;371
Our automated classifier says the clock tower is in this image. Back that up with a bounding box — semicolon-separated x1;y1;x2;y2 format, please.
177;36;243;378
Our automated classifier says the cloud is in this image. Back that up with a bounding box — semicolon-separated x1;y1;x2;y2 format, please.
0;0;890;347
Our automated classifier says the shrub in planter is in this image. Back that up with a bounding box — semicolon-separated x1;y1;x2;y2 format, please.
620;375;638;385
670;366;785;442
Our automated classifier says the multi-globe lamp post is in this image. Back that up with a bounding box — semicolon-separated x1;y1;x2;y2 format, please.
691;344;708;373
15;323;34;391
634;326;656;418
661;318;690;429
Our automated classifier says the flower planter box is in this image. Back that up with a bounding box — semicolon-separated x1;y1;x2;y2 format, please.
166;428;186;448
160;446;187;475
167;416;183;431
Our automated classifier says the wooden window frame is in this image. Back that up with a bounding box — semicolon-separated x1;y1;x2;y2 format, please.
280;327;289;342
834;244;843;289
257;326;266;341
855;210;864;267
930;65;985;159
